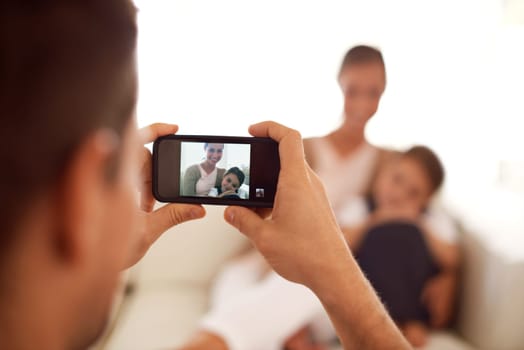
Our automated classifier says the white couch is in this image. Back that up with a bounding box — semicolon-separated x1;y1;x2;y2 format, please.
96;205;524;350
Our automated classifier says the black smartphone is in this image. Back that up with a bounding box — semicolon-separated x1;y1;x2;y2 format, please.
153;135;280;207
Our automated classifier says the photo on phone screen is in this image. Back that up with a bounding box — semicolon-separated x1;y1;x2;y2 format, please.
180;142;250;199
153;135;279;207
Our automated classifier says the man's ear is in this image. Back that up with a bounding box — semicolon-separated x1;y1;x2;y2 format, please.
53;130;118;265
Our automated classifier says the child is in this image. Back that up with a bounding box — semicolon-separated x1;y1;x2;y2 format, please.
339;146;460;348
209;167;245;199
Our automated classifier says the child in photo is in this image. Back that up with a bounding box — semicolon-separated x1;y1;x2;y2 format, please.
209;167;245;199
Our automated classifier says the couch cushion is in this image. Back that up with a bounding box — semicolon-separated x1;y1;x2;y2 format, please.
105;283;209;350
132;205;250;286
457;230;524;349
106;283;475;350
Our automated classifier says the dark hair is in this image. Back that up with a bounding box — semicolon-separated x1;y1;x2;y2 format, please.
339;45;386;78
204;143;224;149
0;2;137;256
225;167;245;188
403;146;445;193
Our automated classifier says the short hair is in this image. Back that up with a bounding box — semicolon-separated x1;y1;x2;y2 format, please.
402;146;445;193
225;167;245;188
339;45;386;78
0;1;137;257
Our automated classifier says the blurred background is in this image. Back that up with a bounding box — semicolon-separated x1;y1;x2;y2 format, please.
134;0;523;255
97;1;524;349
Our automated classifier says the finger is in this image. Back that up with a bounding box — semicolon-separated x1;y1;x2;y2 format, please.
147;204;205;239
139;147;155;212
253;207;272;219
139;123;179;144
224;206;266;239
248;121;305;172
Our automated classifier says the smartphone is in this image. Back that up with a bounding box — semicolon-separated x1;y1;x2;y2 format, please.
153;135;280;207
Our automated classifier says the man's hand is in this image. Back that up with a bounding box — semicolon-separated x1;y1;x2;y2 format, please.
124;123;206;268
223;121;410;350
224;121;349;291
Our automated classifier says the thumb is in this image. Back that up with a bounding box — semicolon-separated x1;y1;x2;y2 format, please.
224;206;266;239
148;204;206;240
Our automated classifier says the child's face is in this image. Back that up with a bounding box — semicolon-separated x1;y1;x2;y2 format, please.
372;157;433;214
338;63;385;127
205;143;224;165
221;173;240;192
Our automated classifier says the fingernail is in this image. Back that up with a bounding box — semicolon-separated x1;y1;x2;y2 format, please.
191;209;202;218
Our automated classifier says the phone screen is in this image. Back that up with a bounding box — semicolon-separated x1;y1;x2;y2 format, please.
153;135;280;207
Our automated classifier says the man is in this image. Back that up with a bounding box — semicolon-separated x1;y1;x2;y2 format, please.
0;1;409;349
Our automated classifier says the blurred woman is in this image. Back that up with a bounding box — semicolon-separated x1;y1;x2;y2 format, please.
303;45;388;211
181;46;458;350
181;46;391;350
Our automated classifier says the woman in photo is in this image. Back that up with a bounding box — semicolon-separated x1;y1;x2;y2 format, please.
182;143;226;196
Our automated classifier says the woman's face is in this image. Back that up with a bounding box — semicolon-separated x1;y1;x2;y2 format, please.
221;173;240;192
204;143;224;166
338;63;385;127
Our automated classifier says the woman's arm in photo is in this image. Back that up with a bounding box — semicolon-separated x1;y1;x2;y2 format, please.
182;164;199;196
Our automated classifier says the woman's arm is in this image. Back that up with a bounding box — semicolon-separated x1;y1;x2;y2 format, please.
182;165;199;196
215;168;225;188
419;222;460;271
421;269;459;328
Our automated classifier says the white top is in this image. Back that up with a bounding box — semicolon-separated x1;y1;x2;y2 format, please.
337;196;458;244
309;137;379;212
196;165;217;196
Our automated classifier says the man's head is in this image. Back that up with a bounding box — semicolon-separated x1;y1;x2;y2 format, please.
1;1;138;348
372;146;445;214
221;167;245;193
338;45;386;127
